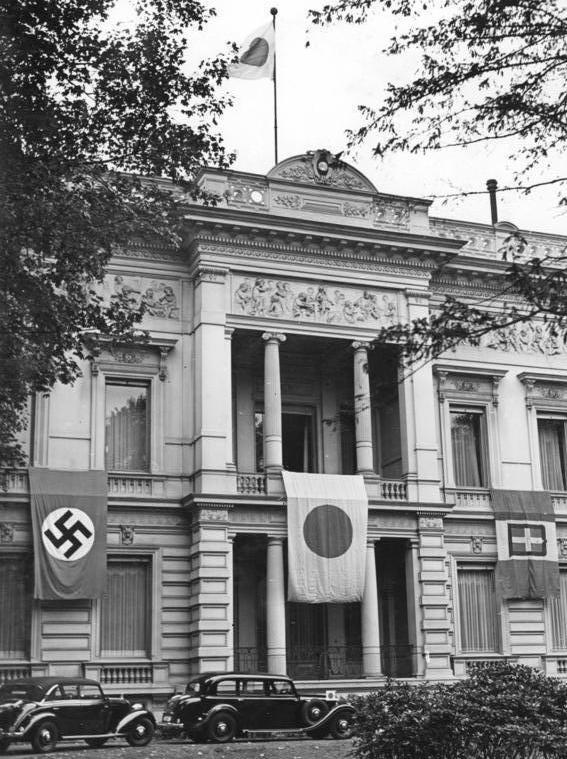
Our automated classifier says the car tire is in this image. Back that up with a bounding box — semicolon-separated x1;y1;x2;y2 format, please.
31;720;58;754
329;711;355;740
0;737;11;754
125;717;155;747
301;699;329;725
85;738;108;748
207;711;236;743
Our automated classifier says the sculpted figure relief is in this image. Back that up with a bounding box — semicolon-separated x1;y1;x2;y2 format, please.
484;321;566;355
110;275;179;319
233;277;398;326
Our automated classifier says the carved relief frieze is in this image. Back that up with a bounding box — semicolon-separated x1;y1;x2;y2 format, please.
272;193;302;209
372;199;410;230
483;321;566;355
233;275;399;327
105;275;180;319
518;374;567;410
344;202;371;218
558;538;567;558
435;368;504;406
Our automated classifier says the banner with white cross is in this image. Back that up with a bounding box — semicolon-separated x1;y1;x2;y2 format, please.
29;468;107;600
492;489;560;600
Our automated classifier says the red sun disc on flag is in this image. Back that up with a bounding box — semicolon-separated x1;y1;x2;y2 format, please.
240;37;269;67
303;504;353;558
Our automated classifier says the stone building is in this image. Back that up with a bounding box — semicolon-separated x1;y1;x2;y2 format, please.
3;150;567;703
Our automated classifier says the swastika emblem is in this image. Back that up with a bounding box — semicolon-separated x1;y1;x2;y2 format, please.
41;508;95;561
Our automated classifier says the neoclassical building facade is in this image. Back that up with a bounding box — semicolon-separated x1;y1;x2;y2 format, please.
3;150;567;702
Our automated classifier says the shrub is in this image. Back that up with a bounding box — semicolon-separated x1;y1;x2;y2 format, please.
351;663;567;759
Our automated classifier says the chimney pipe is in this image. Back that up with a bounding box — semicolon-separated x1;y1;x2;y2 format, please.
486;178;498;224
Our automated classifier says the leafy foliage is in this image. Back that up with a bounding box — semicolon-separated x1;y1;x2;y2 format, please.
309;0;567;365
309;0;567;195
0;0;234;470
352;663;567;759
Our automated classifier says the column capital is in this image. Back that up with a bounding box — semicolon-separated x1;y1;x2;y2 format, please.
262;332;286;344
352;341;374;352
267;536;285;546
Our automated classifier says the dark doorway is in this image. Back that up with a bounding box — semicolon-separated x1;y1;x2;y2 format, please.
376;539;413;677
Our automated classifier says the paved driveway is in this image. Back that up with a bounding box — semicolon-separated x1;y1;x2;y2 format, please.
1;736;354;758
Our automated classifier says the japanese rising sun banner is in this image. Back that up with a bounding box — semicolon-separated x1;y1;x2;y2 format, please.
283;471;368;603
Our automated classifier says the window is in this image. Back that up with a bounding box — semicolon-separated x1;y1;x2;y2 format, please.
550;568;567;649
457;565;499;653
105;380;150;472
538;417;567;491
450;408;487;487
0;555;31;658
101;559;150;657
255;407;315;472
216;679;238;695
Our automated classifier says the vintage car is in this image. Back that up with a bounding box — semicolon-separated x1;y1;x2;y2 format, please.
160;672;356;743
0;676;156;754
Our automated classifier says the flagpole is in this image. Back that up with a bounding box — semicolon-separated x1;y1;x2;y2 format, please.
270;7;278;165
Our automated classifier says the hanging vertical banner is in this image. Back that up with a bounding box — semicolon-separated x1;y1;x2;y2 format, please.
283;471;368;603
29;469;107;600
492;489;560;600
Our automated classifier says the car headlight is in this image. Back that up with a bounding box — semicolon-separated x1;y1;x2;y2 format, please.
131;703;144;711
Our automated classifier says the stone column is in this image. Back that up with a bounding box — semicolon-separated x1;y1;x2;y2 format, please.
266;537;287;674
352;341;374;474
262;332;286;473
225;327;235;470
361;539;382;677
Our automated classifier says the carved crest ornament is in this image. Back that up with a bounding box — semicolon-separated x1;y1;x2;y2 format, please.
233;277;398;327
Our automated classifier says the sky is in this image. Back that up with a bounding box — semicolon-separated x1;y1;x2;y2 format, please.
121;0;567;236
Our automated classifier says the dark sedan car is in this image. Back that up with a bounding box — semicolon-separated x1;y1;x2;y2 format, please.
0;676;155;754
160;672;355;743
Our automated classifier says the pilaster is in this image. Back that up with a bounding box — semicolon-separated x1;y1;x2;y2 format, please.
417;514;454;679
188;504;234;674
192;266;236;493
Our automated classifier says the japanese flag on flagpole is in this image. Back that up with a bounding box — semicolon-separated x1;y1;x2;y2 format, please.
283;472;368;603
229;21;275;80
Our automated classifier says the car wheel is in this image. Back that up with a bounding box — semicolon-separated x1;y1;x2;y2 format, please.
85;738;108;748
125;717;155;747
207;712;236;743
31;720;58;754
0;737;11;754
329;711;355;740
301;699;329;725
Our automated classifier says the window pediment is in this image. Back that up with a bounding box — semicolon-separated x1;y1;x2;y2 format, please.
434;365;507;407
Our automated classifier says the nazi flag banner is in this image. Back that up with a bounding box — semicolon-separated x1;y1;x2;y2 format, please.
283;471;368;603
29;469;107;600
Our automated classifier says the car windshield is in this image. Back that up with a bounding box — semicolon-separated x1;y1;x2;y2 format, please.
184;679;203;696
0;683;45;702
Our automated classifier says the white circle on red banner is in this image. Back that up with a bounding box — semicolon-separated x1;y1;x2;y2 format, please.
303;504;353;558
41;507;95;561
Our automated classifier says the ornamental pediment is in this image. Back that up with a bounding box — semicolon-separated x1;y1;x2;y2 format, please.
267;150;377;193
231;275;399;328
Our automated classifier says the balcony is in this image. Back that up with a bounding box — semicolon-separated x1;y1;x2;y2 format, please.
236;472;408;501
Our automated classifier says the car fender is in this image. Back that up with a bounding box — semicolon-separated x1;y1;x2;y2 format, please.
116;709;156;734
304;704;356;734
201;703;239;727
19;712;58;737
